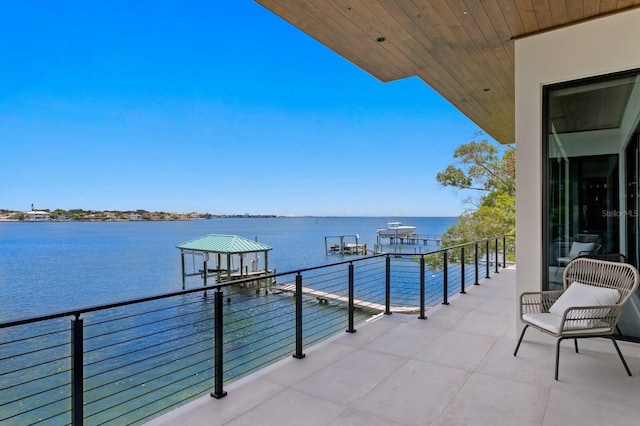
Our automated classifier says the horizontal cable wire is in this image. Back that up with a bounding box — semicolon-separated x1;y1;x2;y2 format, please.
0;237;513;425
224;338;292;378
0;339;70;364
84;306;212;349
86;364;212;425
84;316;211;358
85;351;212;415
84;295;207;328
0;325;69;348
0;353;70;379
84;332;213;388
2;389;71;423
84;320;212;368
0;369;70;404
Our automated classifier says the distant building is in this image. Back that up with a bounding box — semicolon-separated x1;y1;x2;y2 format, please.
128;213;143;221
24;210;50;222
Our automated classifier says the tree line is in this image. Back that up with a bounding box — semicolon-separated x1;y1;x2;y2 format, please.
436;138;515;247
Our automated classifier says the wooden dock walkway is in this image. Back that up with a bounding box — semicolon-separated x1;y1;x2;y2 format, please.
385;234;442;245
277;284;420;314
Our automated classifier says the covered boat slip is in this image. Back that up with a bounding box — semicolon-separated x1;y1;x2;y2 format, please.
176;234;274;290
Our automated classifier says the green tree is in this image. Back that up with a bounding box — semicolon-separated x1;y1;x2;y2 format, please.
437;140;514;200
437;139;515;245
68;209;86;220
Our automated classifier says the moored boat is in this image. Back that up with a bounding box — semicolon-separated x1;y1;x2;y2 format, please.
377;222;416;237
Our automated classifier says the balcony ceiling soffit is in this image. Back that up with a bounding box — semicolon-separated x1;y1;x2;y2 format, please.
255;0;640;145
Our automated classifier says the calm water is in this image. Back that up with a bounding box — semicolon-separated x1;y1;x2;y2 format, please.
1;216;457;424
0;217;455;322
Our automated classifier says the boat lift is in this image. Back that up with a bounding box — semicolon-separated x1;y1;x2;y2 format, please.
324;234;367;255
176;234;274;291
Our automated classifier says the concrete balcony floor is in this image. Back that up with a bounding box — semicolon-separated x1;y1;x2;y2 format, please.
148;266;640;425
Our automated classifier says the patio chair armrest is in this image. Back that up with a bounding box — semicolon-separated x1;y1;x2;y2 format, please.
559;304;622;332
520;290;564;315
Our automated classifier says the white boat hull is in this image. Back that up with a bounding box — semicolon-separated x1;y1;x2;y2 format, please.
377;225;416;237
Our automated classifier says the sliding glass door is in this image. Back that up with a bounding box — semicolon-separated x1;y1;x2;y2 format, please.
543;69;640;340
626;134;640;267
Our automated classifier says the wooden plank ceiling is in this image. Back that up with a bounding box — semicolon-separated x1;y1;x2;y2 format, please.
255;0;640;144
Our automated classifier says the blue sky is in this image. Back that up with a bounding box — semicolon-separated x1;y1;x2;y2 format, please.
0;1;494;217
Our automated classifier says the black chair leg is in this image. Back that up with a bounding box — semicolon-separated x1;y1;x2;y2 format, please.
610;337;633;376
574;338;579;353
514;325;529;356
555;338;562;380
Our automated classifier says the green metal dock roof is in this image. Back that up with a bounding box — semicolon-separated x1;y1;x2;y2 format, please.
176;234;272;254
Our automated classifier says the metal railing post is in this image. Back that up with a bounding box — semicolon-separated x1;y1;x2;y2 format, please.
385;255;391;315
503;235;507;268
71;316;84;426
347;263;356;333
485;240;490;279
460;246;466;294
181;252;186;290
293;273;306;358
443;250;449;305
203;258;208;297
474;242;479;285
419;255;426;319
211;288;227;399
495;238;499;273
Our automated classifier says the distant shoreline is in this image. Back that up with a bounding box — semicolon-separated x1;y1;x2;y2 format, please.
0;210;458;223
0;216;457;222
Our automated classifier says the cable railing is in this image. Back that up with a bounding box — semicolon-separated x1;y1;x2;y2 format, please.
0;235;514;425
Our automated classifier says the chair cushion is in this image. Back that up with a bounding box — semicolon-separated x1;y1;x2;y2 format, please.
549;281;619;316
568;242;595;259
522;312;611;335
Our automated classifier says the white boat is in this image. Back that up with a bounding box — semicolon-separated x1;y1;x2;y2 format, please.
377;222;417;237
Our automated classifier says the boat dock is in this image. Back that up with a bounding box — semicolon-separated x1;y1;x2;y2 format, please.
177;234;274;291
325;235;368;255
277;283;420;314
380;234;442;246
214;269;276;285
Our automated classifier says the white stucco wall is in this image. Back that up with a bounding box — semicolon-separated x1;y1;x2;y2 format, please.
515;9;640;332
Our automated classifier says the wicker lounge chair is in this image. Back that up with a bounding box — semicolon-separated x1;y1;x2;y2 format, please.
556;234;601;266
514;257;639;380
